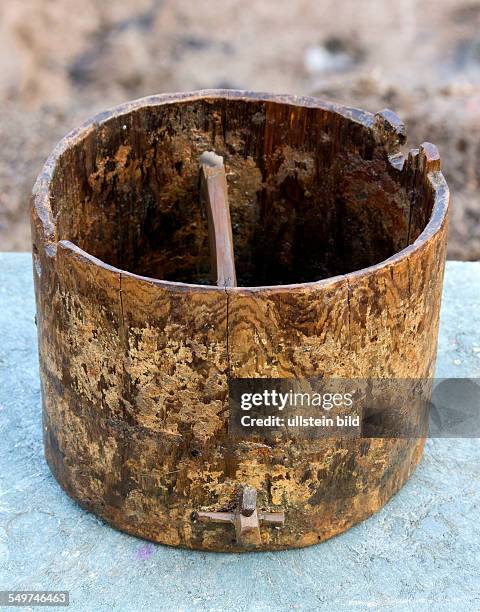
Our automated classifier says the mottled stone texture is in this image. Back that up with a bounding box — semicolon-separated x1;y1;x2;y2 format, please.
31;91;449;551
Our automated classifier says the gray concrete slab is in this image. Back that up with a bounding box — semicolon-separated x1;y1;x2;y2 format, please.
0;254;479;612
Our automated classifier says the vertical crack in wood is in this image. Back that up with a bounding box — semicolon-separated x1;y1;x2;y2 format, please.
407;258;412;300
225;286;231;385
346;278;352;351
119;271;125;333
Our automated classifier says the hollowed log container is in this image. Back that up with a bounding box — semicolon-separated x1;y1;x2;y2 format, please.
31;91;449;551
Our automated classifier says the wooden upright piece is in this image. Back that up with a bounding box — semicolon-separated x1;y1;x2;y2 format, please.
199;151;237;287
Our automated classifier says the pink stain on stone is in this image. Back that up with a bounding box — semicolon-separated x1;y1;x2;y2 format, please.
136;543;155;560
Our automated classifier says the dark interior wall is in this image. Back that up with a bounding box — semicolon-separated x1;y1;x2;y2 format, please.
49;98;433;286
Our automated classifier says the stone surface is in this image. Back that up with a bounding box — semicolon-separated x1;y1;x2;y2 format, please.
0;254;479;610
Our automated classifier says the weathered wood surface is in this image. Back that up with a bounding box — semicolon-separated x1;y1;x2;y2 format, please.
31;91;449;551
199;151;236;287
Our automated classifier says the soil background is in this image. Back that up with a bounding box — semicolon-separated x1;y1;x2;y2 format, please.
1;0;479;259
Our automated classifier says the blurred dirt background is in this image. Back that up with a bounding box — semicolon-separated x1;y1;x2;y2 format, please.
1;0;479;258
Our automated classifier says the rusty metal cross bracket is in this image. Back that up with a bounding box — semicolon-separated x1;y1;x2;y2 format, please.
195;485;285;547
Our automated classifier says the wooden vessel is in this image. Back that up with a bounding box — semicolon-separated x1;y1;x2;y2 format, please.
31;91;449;551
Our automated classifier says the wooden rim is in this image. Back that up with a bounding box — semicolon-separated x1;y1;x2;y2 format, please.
32;89;450;293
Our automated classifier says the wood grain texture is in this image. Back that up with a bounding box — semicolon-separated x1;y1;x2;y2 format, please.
199;151;237;287
31;91;449;551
